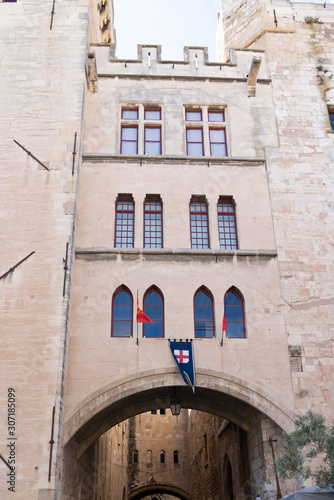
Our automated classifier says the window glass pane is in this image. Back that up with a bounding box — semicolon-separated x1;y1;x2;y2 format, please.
329;111;334;130
210;129;225;142
195;321;214;338
186;110;202;121
145;109;161;120
211;143;227;157
114;290;131;305
195;291;211;306
122;108;138;119
121;142;137;154
114;304;132;320
195;305;212;321
226;305;242;321
113;320;132;337
145;142;161;155
145;128;161;140
226;292;240;306
188;143;203;156
144;322;163;337
187;129;203;141
226;322;244;338
122;127;138;140
208;110;225;122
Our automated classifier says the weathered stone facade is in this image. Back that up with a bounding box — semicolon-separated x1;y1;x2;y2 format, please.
0;0;333;499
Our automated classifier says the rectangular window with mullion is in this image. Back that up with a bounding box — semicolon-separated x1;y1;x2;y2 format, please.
144;197;163;248
189;197;210;249
186;128;204;156
115;197;135;248
144;127;161;155
121;126;138;154
218;199;238;250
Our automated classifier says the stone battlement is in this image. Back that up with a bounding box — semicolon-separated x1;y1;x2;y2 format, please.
92;44;269;82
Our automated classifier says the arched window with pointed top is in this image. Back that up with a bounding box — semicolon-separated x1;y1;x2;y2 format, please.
224;288;246;338
194;287;215;338
160;450;166;465
111;286;133;337
146;450;152;465
143;286;164;338
132;450;139;464
223;455;234;500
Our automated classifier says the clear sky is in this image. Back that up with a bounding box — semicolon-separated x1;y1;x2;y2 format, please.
113;0;220;62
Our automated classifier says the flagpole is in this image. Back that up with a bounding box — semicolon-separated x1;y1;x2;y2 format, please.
136;290;139;345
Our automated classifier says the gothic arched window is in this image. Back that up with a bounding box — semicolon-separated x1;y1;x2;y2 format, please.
143;287;164;338
224;288;245;338
111;287;133;337
194;287;215;338
160;450;166;464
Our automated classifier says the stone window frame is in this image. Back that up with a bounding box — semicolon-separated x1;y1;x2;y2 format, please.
114;194;135;248
160;450;166;465
193;286;215;338
120;103;163;155
184;105;228;157
120;124;138;154
189;196;210;249
146;450;153;467
111;286;133;338
132;450;139;464
224;287;246;339
143;195;163;249
217;197;238;250
143;286;165;338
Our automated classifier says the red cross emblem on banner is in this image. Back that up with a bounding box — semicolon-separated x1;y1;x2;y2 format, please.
174;349;189;364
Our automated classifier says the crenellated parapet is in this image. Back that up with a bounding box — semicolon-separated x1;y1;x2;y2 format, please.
90;43;269;87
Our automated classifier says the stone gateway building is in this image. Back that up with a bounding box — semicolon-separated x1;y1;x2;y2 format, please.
0;1;333;499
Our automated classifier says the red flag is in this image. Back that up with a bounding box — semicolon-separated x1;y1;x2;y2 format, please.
223;313;227;332
137;293;154;324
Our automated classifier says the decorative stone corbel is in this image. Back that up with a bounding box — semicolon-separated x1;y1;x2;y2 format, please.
87;52;98;92
247;56;262;97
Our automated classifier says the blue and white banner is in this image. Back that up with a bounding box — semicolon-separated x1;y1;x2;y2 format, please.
169;339;195;393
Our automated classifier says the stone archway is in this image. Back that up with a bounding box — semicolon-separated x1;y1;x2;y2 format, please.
60;368;294;499
64;368;294;458
128;483;190;500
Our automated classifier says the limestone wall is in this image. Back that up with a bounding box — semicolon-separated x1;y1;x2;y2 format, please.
61;46;296;500
0;1;89;498
221;1;334;420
